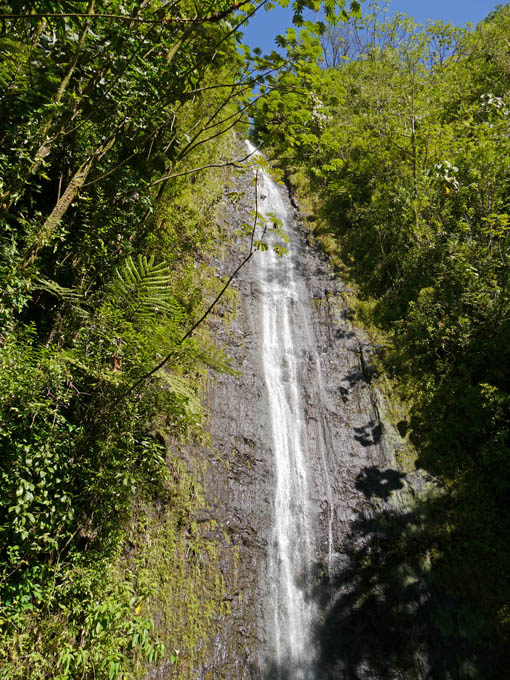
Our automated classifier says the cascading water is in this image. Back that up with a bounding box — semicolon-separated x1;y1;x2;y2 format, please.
198;140;473;680
246;141;334;679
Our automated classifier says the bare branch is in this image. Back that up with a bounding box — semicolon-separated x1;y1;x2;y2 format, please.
150;152;256;186
0;2;254;26
116;169;262;403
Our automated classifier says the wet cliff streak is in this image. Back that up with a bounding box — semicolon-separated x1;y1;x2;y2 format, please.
193;138;496;680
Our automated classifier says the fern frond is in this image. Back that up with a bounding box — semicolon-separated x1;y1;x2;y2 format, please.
158;372;201;417
195;340;240;376
36;277;82;299
35;277;89;318
114;255;182;325
59;348;105;381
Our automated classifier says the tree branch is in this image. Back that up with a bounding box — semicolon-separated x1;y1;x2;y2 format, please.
150;152;256;186
115;169;262;403
0;2;254;26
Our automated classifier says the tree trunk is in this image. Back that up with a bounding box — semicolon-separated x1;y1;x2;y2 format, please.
22;132;116;267
0;1;95;216
22;158;93;267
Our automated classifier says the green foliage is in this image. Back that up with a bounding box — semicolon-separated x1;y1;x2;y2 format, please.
253;0;510;661
113;255;181;325
0;0;366;673
0;558;165;679
0;326;77;570
0;1;248;673
120;465;230;680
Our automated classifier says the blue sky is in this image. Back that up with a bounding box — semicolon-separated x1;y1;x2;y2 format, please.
240;1;501;54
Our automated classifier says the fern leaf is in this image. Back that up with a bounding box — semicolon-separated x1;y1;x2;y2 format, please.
114;255;181;326
158;373;201;417
196;341;240;376
35;277;89;318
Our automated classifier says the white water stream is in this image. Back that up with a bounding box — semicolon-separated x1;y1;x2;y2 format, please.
246;142;334;679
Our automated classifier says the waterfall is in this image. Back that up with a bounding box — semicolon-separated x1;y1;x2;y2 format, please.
246;141;334;679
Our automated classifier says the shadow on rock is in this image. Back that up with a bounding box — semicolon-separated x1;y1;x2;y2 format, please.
260;494;505;679
317;500;506;679
355;466;405;500
353;421;382;447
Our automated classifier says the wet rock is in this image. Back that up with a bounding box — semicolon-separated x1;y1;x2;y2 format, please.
179;139;488;680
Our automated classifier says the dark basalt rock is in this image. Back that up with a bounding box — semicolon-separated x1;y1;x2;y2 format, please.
177;140;498;680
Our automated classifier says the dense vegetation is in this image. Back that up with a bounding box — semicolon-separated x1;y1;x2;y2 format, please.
0;0;362;676
253;0;510;666
3;0;508;675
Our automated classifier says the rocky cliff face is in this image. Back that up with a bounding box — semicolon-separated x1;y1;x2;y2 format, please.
191;148;404;678
176;141;493;680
